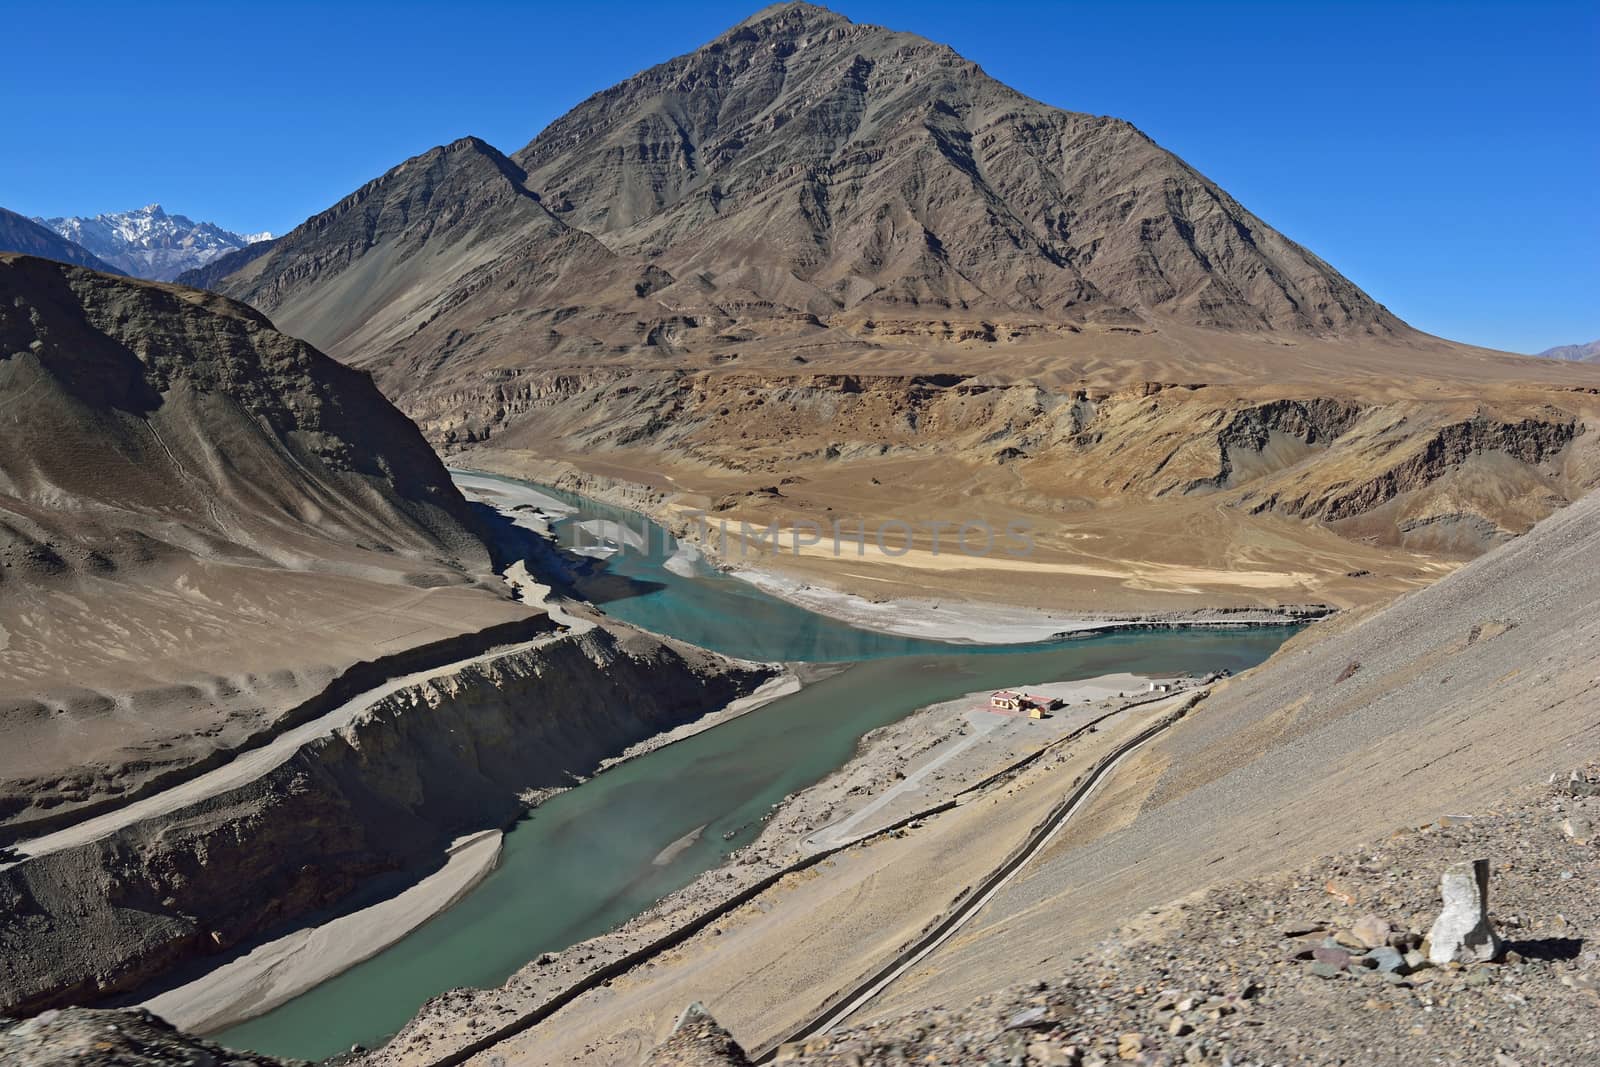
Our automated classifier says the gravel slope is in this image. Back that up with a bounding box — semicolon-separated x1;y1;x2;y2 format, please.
871;489;1600;1021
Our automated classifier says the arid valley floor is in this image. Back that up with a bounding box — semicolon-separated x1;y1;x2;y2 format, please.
1;3;1597;1066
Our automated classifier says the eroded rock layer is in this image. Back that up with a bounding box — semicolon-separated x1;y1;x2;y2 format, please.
0;622;769;1017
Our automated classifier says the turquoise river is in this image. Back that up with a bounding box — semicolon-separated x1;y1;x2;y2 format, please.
215;475;1297;1059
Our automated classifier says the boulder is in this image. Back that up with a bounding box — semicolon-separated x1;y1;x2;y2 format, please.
1426;859;1503;965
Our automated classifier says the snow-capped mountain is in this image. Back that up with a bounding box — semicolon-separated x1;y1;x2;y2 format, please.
34;204;272;281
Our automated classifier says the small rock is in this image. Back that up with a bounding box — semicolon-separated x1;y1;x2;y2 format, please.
1167;1014;1192;1037
1561;815;1592;844
1310;961;1342;980
1324;879;1357;905
1363;946;1407;974
1312;946;1354;970
1351;913;1391;948
1333;928;1369;950
1027;1040;1080;1066
1116;1033;1143;1060
1006;1006;1050;1031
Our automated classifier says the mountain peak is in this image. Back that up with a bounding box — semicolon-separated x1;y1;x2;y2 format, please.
0;207;126;275
731;1;850;32
1537;339;1600;362
33;205;269;282
509;5;1402;337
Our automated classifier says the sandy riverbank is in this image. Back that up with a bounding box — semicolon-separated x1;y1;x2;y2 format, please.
724;565;1328;644
141;830;505;1035
450;463;1332;646
127;639;796;1040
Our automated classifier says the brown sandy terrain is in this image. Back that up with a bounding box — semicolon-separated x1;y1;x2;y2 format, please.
0;254;529;836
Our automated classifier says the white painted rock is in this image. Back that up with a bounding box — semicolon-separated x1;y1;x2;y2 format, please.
1427;858;1503;965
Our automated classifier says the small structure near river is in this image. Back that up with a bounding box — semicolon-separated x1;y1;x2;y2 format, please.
989;690;1063;718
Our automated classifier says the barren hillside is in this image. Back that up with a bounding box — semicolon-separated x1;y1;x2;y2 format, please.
872;486;1600;1021
191;2;1600;616
0;254;529;835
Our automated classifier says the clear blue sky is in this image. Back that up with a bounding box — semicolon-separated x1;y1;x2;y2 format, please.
4;0;1595;353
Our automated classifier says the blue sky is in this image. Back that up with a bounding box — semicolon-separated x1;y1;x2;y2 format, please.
4;0;1594;353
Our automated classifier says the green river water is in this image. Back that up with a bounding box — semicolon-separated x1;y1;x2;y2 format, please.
215;477;1296;1060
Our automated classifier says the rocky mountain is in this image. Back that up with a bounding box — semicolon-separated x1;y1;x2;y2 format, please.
171;233;280;290
0;207;124;274
203;1;1413;373
1538;339;1600;362
35;204;271;281
192;2;1600;618
0;253;531;836
512;1;1399;336
208;135;666;370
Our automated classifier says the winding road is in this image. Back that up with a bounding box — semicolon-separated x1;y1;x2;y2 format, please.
759;699;1196;1058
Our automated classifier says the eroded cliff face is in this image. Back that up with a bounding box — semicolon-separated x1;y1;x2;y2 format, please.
0;623;771;1016
417;368;1595;555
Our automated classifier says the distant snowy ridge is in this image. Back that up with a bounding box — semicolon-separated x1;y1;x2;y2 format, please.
34;204;273;281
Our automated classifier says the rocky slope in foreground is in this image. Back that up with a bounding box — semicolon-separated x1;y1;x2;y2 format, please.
862;461;1600;1029
660;765;1600;1067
